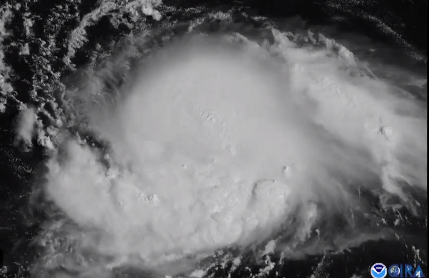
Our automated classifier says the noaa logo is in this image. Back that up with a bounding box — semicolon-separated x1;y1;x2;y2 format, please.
371;263;387;278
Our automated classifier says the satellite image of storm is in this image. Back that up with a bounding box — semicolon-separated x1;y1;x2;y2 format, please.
0;0;427;277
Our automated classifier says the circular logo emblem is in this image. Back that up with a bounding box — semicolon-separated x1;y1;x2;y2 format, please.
389;264;401;277
371;263;387;278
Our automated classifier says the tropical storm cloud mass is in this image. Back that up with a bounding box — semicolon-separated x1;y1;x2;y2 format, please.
33;26;426;276
0;0;426;277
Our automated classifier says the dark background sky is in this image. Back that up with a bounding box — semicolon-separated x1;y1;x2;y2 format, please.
166;0;428;56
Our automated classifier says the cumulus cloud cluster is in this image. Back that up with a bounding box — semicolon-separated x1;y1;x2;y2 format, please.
41;30;427;276
14;106;37;150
